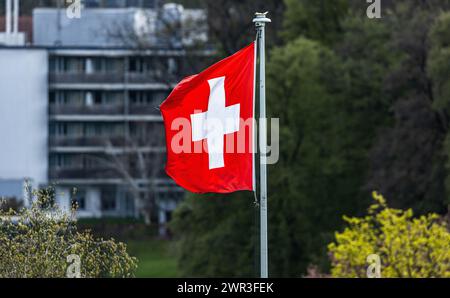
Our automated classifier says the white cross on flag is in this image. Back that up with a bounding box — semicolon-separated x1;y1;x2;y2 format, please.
160;43;255;193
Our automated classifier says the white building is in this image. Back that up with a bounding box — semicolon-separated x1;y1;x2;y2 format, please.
0;48;48;205
0;3;208;229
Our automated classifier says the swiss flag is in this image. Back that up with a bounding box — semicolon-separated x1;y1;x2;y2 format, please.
160;42;256;193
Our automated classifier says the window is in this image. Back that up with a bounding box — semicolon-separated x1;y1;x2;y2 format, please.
129;91;155;105
92;58;104;73
94;91;103;105
105;58;124;72
104;92;122;105
50;91;67;105
83;156;100;169
49;154;73;168
128;57;141;72
124;192;135;212
129;91;136;103
130;123;147;139
142;57;153;72
49;92;56;105
51;91;85;106
85;91;122;106
129;57;153;73
84;123;101;137
72;189;86;210
70;123;83;137
64;57;85;73
84;123;123;137
49;57;57;72
84;57;124;73
50;123;85;138
101;189;116;211
66;91;84;105
50;56;64;73
50;123;68;136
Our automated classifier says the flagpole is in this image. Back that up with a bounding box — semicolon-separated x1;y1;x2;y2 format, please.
253;12;271;279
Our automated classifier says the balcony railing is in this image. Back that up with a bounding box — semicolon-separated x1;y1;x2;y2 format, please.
129;105;160;115
49;167;167;180
49;72;177;85
49;136;126;147
125;72;174;85
49;167;122;179
50;104;161;115
49;73;124;84
50;105;125;115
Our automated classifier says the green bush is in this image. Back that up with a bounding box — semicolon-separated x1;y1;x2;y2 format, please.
328;192;450;278
0;187;137;278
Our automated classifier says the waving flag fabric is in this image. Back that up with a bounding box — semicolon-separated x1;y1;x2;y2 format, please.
160;42;256;193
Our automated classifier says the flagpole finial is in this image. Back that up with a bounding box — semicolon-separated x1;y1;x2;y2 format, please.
253;11;271;26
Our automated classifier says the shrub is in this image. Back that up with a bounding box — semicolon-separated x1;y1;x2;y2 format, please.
328;192;450;278
0;187;137;278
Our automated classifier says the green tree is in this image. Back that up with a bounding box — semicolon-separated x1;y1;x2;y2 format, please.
429;13;450;111
266;37;372;274
367;2;450;214
282;0;349;45
329;191;450;278
171;192;257;277
205;0;285;56
428;12;450;205
0;187;137;278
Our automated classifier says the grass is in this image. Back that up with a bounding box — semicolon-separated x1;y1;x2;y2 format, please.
126;239;179;277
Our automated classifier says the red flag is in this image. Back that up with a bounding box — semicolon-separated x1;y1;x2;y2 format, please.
160;42;256;193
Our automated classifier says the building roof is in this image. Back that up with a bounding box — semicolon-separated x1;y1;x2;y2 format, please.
33;6;206;48
33;8;150;47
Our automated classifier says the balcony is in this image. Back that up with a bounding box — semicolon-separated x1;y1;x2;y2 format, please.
49;136;126;147
50;105;125;115
129;105;160;115
126;72;175;84
50;105;160;116
49;167;122;179
49;72;177;85
48;167;151;180
49;73;124;84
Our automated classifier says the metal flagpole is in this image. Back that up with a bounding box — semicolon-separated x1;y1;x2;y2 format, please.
253;12;271;279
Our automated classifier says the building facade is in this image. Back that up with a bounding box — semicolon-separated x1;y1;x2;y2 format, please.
0;4;207;227
46;47;184;221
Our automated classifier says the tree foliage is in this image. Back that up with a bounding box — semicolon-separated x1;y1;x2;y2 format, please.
205;0;285;56
367;2;450;214
282;0;349;45
329;192;450;278
428;12;450;203
266;37;367;275
171;193;257;277
0;187;137;278
171;0;450;277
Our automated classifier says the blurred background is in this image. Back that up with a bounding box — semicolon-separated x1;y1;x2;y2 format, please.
0;0;449;277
